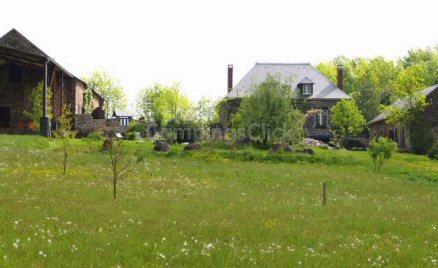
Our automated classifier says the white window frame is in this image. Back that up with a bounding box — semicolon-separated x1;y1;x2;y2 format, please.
316;110;326;128
303;84;312;95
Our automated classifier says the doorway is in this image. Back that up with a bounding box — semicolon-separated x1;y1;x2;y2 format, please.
0;107;11;127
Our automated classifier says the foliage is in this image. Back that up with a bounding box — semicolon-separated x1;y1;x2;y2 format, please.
136;83;192;127
83;70;127;117
84;87;94;114
317;47;437;127
369;137;398;172
194;96;218;126
23;81;53;130
83;132;105;141
384;92;427;127
128;120;149;134
233;75;305;145
330;99;366;143
427;141;438;160
53;105;76;175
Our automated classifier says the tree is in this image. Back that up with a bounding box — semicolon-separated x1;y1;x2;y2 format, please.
369;137;398;172
384;91;430;154
83;71;127;117
352;69;381;122
233;75;305;145
136;83;192;127
53;104;76;175
23;81;53;131
83;87;94;114
194;96;217;126
106;140;134;200
331;99;366;144
400;46;438;86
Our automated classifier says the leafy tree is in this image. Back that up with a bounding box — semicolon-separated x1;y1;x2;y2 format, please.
369;137;398;172
331;99;366;144
83;71;127;117
400;46;438;86
53;104;76;175
136;83;192;127
83;87;94;114
233;75;305;145
352;69;381;122
23;81;52;131
384;92;427;126
194;96;217;126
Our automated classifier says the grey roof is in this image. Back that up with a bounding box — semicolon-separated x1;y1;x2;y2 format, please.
227;63;350;99
299;77;314;84
368;84;438;125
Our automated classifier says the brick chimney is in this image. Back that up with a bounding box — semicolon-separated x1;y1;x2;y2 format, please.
337;64;344;90
227;65;233;93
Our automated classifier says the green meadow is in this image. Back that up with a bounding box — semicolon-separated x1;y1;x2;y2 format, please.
0;135;437;267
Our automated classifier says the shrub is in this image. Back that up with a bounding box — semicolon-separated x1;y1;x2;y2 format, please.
427;142;438;160
369;137;398;172
85;132;105;141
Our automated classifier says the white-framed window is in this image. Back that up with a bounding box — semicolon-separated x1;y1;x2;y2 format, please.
302;84;312;95
315;109;327;128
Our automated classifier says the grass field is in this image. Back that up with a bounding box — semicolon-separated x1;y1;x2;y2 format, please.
0;135;437;267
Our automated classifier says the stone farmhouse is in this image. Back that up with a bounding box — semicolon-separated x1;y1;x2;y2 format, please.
368;84;438;153
225;63;351;142
0;29;105;136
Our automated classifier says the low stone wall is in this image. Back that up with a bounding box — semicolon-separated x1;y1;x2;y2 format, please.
74;115;128;137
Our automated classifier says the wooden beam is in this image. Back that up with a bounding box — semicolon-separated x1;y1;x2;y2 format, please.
43;60;48;117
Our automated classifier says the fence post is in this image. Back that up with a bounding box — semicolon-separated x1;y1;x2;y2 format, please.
322;182;327;206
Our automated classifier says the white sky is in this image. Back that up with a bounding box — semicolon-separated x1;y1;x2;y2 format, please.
1;0;437;111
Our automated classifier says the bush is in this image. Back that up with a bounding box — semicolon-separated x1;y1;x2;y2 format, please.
369;137;398;172
427;142;438;160
84;132;105;141
128;121;148;134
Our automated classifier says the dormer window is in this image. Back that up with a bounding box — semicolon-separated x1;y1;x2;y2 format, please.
298;77;314;96
303;84;312;95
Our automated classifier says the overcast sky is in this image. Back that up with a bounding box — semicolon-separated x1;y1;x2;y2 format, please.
1;0;437;110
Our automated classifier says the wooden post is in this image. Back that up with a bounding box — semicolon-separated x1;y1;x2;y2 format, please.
40;59;51;137
322;182;327;206
43;60;48;117
60;73;64;114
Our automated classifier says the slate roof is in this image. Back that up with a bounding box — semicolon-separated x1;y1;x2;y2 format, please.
227;63;350;99
368;84;438;125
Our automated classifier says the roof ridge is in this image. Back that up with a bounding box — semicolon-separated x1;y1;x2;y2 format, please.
255;62;311;66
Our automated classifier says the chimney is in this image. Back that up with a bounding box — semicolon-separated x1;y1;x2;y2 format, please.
227;64;233;93
337;64;344;91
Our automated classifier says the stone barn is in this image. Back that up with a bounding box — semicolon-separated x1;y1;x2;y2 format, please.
368;84;438;153
0;29;105;136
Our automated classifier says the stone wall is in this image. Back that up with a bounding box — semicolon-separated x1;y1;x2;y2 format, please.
423;88;438;140
75;114;129;137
